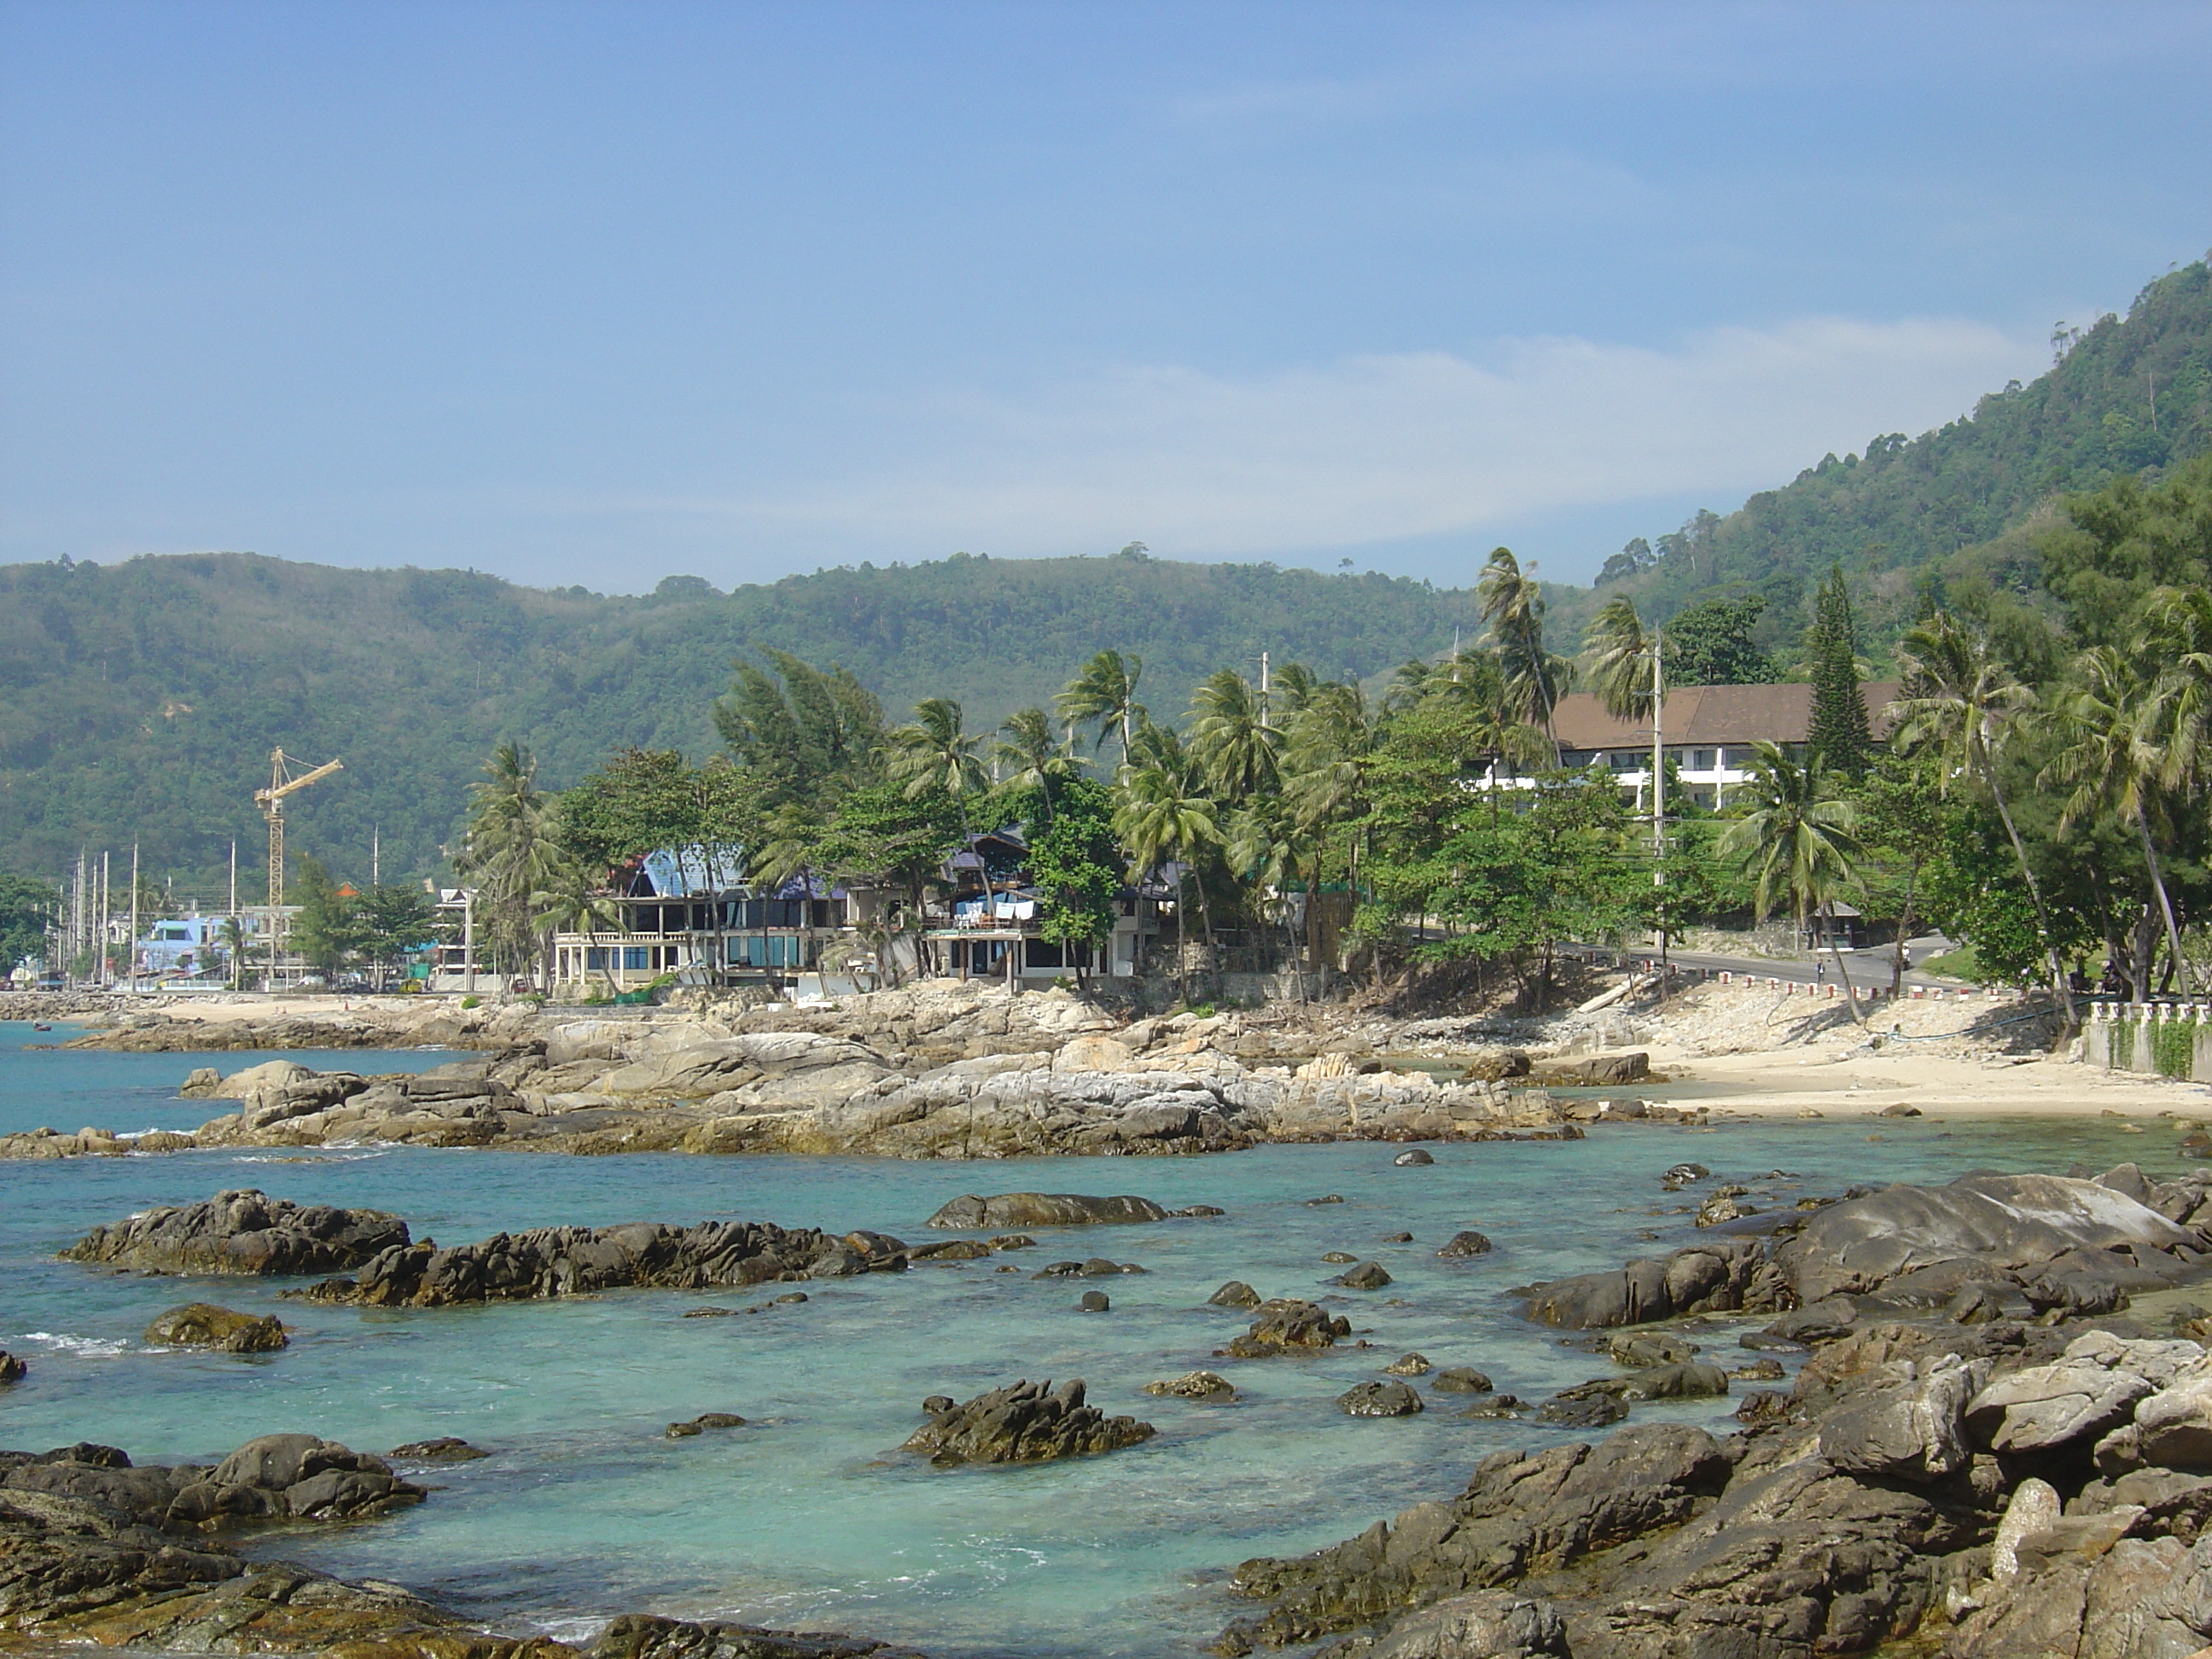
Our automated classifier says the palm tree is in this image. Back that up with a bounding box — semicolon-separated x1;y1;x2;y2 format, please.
2041;643;2192;995
1187;669;1280;803
1477;547;1571;743
534;860;623;998
888;698;989;801
1717;742;1867;1022
218;915;251;991
2144;585;2212;805
1582;595;1657;723
1226;800;1312;998
1056;650;1146;765
454;741;569;988
1886;613;2070;1014
1113;748;1222;1001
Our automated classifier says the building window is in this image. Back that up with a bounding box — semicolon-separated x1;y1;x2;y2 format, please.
622;946;649;971
1609;752;1643;772
1691;748;1716;771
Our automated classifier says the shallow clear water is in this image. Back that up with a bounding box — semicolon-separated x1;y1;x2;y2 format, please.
0;1018;2185;1657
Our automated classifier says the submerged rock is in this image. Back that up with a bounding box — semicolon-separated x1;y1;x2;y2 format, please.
1208;1280;1263;1307
1436;1230;1493;1258
387;1437;490;1463
1394;1149;1435;1167
63;1189;410;1276
143;1302;288;1353
1219;1299;1351;1357
0;1350;23;1383
902;1379;1155;1464
1331;1261;1393;1289
1339;1379;1424;1417
924;1193;1172;1230
1383;1353;1433;1377
1431;1367;1493;1394
1145;1371;1237;1399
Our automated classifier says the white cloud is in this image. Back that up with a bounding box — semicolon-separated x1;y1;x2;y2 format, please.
642;314;2040;561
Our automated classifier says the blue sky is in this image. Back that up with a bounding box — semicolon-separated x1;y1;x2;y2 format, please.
3;1;2209;592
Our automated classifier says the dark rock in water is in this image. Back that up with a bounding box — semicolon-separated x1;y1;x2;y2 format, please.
144;1302;288;1353
1217;1423;1729;1651
1522;1236;1784;1329
1339;1379;1423;1417
922;1395;955;1414
1618;1362;1729;1400
1609;1330;1696;1368
901;1378;1154;1464
1437;1230;1493;1258
1461;1394;1523;1417
1220;1299;1350;1357
1663;1162;1711;1184
1730;1357;1787;1382
1082;1257;1143;1276
595;1613;928;1659
1033;1260;1086;1278
910;1238;992;1261
1535;1392;1627;1428
1382;1231;1414;1243
1079;1290;1111;1313
989;1234;1039;1249
1176;1205;1228;1218
1360;1592;1569;1658
387;1437;488;1463
0;1350;23;1383
1394;1149;1435;1167
1431;1367;1493;1394
1733;1388;1797;1425
1307;1195;1346;1206
1208;1280;1263;1308
293;1215;896;1308
775;1291;809;1304
683;1307;738;1318
1749;1300;1860;1347
1383;1353;1432;1377
1321;1250;1358;1263
666;1412;746;1438
1332;1261;1392;1289
924;1193;1171;1230
64;1189;411;1276
1144;1371;1235;1399
1880;1102;1922;1117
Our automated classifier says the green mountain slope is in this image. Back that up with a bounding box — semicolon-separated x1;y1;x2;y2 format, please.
1582;259;2212;654
0;550;1481;894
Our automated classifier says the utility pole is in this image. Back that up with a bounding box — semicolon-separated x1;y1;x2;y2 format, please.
99;850;110;987
1651;626;1668;991
128;842;139;993
463;890;476;996
372;826;381;889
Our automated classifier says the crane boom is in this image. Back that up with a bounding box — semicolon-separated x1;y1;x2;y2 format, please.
254;758;344;808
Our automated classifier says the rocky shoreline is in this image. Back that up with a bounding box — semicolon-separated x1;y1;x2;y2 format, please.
5;982;1679;1161
1209;1161;2212;1658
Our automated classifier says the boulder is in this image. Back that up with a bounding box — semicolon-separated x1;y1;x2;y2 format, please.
1617;1362;1728;1400
1145;1371;1237;1399
1522;1236;1781;1328
901;1379;1154;1464
63;1189;410;1276
1340;1380;1424;1417
1965;1353;2159;1454
923;1192;1172;1230
387;1437;489;1463
1431;1367;1493;1394
1530;1051;1649;1085
1220;1299;1351;1357
1610;1330;1697;1367
1052;1035;1135;1073
1208;1280;1263;1307
1078;1290;1111;1312
2129;1362;2212;1471
1332;1261;1393;1289
1394;1149;1435;1167
1384;1353;1433;1377
1817;1353;1989;1481
1777;1172;2197;1303
143;1302;288;1353
1367;1592;1570;1659
0;1350;23;1383
1436;1231;1493;1258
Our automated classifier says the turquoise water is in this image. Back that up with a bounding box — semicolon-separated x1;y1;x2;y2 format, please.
0;1018;2182;1657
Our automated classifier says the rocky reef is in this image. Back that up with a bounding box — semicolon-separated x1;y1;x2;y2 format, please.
5;985;1601;1161
1213;1161;2212;1658
0;1434;922;1658
900;1379;1155;1464
62;1188;410;1275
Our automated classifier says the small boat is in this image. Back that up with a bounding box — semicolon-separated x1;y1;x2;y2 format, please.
31;1022;52;1032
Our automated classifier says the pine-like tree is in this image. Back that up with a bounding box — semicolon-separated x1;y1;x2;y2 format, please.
1807;565;1871;775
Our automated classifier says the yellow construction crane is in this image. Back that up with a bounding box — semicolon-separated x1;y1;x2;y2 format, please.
254;749;342;982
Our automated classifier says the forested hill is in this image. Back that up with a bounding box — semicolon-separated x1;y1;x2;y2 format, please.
0;550;1482;894
1586;259;2212;653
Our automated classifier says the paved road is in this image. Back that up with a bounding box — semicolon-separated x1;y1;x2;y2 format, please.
1569;934;1978;997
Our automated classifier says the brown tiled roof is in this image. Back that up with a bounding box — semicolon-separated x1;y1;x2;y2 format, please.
1550;682;1901;749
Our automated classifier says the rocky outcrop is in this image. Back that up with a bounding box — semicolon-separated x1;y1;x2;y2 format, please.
1522;1236;1786;1329
294;1219;907;1307
143;1303;288;1353
62;1189;410;1276
0;1436;916;1659
900;1379;1155;1464
924;1192;1174;1229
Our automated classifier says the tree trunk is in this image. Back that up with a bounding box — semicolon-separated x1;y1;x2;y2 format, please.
1982;768;2076;1034
2137;813;2193;996
1890;855;1921;998
1174;867;1191;1004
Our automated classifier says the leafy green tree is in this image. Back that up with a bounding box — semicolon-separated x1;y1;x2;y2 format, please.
0;873;58;972
1016;775;1121;980
816;783;965;979
713;649;885;812
1853;753;1948;993
290;855;365;979
1807;565;1872;775
357;884;436;989
1663;594;1775;685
